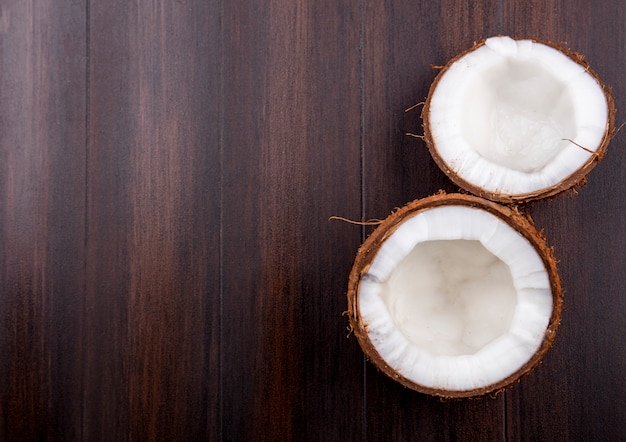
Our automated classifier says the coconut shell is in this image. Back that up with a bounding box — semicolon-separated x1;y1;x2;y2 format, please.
421;37;616;204
347;192;563;398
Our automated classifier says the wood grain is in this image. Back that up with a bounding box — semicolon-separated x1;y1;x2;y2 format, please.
85;0;221;439
0;1;86;440
0;0;624;440
220;1;363;440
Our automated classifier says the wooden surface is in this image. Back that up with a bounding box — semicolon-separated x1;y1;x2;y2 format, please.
0;1;624;440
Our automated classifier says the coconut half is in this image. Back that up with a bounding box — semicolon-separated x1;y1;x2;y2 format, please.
422;36;615;203
347;193;562;398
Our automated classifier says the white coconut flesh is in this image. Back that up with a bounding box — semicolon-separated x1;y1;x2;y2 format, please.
358;205;553;392
427;36;609;196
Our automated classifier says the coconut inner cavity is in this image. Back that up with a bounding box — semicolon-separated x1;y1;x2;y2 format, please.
462;59;576;173
381;239;517;357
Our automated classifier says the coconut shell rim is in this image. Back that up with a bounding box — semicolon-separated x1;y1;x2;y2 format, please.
421;36;617;204
347;192;563;399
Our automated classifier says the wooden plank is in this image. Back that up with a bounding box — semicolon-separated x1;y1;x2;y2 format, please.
362;1;507;440
220;1;363;440
0;1;86;440
502;1;626;440
85;1;221;439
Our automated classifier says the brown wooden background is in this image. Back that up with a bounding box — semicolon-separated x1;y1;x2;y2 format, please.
1;0;624;441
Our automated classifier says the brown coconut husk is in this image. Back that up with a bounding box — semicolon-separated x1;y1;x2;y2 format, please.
347;192;563;398
421;37;616;204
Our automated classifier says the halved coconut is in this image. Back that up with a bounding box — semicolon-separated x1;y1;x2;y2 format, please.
347;193;562;398
422;36;615;203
